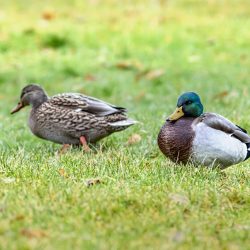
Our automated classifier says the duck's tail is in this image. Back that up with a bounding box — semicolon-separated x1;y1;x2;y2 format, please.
109;118;137;131
246;143;250;160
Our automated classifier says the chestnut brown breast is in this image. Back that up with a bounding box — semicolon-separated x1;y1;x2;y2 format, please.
158;117;195;164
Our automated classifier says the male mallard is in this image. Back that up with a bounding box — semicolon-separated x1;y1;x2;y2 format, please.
11;84;136;151
158;92;250;169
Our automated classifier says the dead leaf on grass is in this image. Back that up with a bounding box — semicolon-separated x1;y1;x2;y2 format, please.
127;134;142;145
42;10;56;21
115;60;143;71
21;228;47;238
84;74;96;82
86;178;102;187
144;68;165;80
213;91;229;100
58;168;68;178
134;91;146;101
136;68;165;81
11;214;25;222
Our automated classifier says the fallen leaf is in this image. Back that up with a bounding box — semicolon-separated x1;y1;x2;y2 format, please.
58;168;68;178
169;193;189;206
214;91;229;100
58;144;72;155
1;177;15;184
127;134;142;145
145;69;165;80
84;74;96;82
134;91;146;101
21;229;47;238
11;214;25;222
42;10;56;21
115;60;143;71
86;178;102;187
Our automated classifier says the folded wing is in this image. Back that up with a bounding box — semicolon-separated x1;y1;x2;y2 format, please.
50;93;127;116
199;113;250;143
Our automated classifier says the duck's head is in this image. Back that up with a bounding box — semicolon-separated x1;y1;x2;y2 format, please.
167;92;203;121
11;84;48;114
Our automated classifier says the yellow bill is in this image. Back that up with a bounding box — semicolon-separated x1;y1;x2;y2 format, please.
168;106;184;121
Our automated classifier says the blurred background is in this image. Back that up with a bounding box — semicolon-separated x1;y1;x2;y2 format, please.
0;0;249;146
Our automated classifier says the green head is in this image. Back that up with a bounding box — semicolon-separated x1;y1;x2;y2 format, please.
168;92;203;121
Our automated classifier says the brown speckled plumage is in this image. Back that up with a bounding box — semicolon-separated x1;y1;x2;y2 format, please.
12;84;136;145
158;118;195;164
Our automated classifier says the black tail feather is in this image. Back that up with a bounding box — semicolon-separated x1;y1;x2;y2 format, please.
246;143;250;160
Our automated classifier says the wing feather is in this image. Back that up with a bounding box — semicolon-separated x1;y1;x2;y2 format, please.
49;93;126;116
198;113;250;143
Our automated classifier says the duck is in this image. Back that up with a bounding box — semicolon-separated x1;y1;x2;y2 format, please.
158;92;250;169
11;84;136;151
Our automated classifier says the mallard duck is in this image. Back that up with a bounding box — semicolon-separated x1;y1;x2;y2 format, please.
11;84;136;151
158;92;250;169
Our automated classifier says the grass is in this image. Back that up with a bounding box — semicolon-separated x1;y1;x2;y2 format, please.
0;0;250;249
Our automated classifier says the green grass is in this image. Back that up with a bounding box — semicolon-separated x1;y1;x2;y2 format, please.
0;0;250;249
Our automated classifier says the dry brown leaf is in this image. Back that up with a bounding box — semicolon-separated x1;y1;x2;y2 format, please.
145;69;165;80
58;168;68;178
134;91;146;101
84;74;96;82
12;214;25;222
86;178;102;187
58;144;72;155
116;61;132;70
214;91;229;100
42;10;56;21
127;134;142;145
14;214;25;220
115;60;143;71
21;229;47;238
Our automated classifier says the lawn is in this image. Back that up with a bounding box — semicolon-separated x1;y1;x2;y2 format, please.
0;0;250;249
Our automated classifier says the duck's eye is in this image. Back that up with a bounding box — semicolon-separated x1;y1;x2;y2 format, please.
185;100;192;105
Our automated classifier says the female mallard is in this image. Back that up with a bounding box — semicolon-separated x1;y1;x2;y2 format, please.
11;84;136;151
158;92;250;169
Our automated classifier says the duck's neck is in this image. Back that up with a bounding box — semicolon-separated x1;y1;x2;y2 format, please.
30;93;48;109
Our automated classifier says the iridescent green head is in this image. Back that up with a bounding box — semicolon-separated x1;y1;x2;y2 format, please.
168;92;203;121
